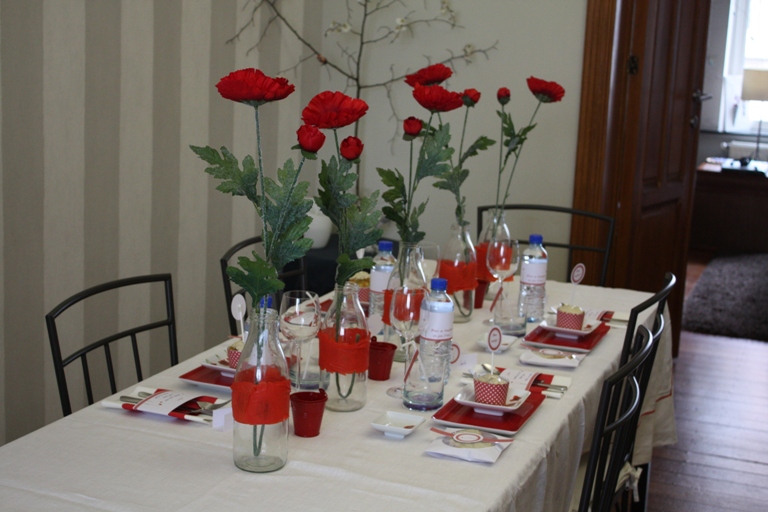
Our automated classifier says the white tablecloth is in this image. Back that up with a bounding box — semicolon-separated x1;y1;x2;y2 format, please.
0;281;675;511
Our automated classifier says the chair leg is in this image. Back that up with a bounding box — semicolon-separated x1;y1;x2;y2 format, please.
631;462;649;512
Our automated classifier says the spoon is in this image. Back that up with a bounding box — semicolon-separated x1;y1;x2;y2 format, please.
481;363;500;375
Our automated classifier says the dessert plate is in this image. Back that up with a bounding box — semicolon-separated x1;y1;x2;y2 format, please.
179;366;234;392
454;388;531;416
371;411;425;439
538;319;600;339
432;392;545;436
202;358;236;376
522;322;611;353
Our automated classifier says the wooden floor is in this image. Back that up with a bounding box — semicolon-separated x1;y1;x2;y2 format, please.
646;256;768;511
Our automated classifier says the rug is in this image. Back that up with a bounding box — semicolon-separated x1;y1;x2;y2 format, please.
682;253;768;341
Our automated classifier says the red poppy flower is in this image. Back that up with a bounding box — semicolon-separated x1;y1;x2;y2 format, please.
526;77;565;103
412;84;464;113
301;91;369;129
404;63;453;87
216;68;295;107
403;116;423;136
340;136;364;161
462;88;481;107
296;124;326;153
497;87;511;106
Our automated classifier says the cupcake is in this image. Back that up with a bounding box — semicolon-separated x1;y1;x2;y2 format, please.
227;338;244;368
473;374;510;406
556;304;585;330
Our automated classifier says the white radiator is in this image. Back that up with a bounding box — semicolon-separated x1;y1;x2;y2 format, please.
727;140;768;159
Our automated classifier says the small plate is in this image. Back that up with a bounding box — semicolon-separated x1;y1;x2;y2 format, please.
454;388;531;416
538;319;600;339
475;334;518;353
179;366;234;392
371;411;425;439
202;359;236;376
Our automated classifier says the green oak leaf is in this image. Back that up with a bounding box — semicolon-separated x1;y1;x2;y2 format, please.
226;254;284;306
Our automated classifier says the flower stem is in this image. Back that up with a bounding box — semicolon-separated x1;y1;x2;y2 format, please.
501;101;542;206
494;105;505;219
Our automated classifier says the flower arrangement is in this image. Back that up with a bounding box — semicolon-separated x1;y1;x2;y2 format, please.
304;91;383;286
190;68;315;308
491;76;565;217
475;76;565;288
377;63;461;244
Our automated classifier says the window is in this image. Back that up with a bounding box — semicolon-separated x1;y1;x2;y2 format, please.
718;0;768;133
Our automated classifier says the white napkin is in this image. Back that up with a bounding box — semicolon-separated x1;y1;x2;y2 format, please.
519;348;585;368
425;427;514;463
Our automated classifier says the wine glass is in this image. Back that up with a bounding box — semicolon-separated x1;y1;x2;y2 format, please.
386;285;427;398
486;220;523;335
279;290;321;391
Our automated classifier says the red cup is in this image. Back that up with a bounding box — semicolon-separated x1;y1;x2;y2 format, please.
368;341;397;381
474;280;489;309
290;390;328;438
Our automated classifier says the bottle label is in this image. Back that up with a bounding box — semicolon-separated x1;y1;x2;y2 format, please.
521;259;547;285
418;309;453;341
370;267;393;292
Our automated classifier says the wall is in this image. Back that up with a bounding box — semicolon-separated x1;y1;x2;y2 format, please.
0;0;586;445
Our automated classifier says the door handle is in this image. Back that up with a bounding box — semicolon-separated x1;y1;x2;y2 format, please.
692;90;712;103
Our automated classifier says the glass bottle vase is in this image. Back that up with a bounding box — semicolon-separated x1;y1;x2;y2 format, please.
319;282;370;412
232;307;290;473
439;224;477;323
384;242;428;361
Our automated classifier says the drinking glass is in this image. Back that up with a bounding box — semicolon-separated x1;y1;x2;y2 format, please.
486;220;523;335
386;285;427;398
279;290;321;391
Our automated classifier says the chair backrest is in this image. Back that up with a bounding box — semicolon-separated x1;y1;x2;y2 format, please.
578;324;655;512
220;236;308;336
476;204;615;286
45;274;178;416
619;272;676;366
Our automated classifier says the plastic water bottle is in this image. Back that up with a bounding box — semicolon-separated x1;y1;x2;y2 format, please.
518;234;548;323
368;240;396;336
419;278;453;383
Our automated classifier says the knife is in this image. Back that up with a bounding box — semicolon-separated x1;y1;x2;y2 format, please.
532;381;568;391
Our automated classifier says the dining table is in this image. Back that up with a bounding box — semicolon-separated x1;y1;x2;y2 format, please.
0;280;676;512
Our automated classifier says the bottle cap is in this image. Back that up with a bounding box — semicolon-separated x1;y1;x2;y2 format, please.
529;234;543;245
430;277;448;291
378;240;393;252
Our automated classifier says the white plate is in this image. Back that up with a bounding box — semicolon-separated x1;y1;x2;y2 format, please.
538;319;600;339
454;387;531;416
475;334;518;353
201;358;236;376
371;411;425;439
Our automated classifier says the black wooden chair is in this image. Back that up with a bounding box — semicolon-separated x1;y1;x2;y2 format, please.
476;204;615;286
576;324;656;512
616;272;675;511
619;272;676;366
46;274;178;416
220;236;308;336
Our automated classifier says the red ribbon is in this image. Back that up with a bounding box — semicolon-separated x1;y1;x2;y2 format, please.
318;327;370;374
231;366;290;425
438;259;478;294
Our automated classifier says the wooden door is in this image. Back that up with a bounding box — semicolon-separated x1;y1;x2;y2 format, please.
572;0;711;355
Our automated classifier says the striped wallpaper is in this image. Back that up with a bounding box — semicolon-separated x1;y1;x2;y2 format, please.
0;0;587;445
